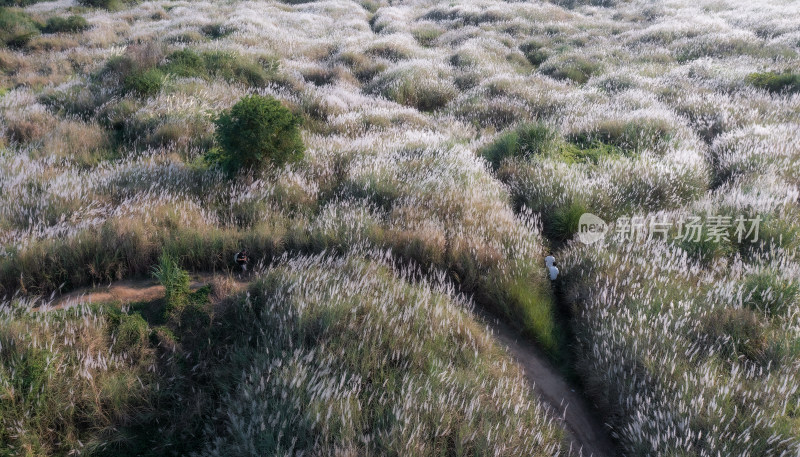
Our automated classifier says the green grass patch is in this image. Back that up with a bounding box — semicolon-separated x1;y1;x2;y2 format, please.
745;71;800;94
540;56;600;84
1;0;48;5
77;0;129;10
568;119;674;154
519;40;548;66
123;67;165;97
412;24;442;47
507;276;560;356
742;271;799;317
0;7;40;48
200;23;234;40
160;48;277;86
548;200;589;242
100;48;276;98
481;122;558;169
42;15;89;34
481;122;628;170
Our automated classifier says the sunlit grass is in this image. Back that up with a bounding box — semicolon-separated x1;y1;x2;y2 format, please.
1;0;799;454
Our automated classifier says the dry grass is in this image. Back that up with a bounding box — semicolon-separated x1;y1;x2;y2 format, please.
1;0;799;453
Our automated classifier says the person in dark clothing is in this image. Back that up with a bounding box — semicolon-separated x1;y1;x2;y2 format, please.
235;249;249;272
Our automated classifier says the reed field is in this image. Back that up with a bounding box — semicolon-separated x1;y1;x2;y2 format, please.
1;0;799;454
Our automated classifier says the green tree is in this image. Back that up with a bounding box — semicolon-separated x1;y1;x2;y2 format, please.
209;95;304;175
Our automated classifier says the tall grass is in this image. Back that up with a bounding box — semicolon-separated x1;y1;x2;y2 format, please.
2;0;800;454
1;253;567;455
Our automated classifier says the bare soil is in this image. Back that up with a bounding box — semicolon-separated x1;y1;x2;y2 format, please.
481;312;617;457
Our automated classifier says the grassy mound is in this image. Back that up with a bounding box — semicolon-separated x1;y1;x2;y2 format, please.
0;7;40;47
0;254;566;455
42;15;90;34
480;122;629;171
100;47;276;98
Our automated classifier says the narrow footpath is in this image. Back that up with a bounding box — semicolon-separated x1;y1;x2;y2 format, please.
39;274;616;456
480;310;617;457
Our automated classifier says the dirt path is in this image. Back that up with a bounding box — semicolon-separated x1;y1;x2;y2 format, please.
480;311;617;457
38;273;248;311
37;276;615;456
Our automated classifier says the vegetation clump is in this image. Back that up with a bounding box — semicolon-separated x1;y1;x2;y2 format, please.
1;0;47;5
0;7;39;47
520;40;548;66
208;94;305;175
2;0;800;455
200;23;234;39
42;15;89;34
100;47;275;98
480;122;626;170
77;0;130;10
745;71;800;94
540;56;600;84
162;48;275;86
151;252;190;314
568;118;675;155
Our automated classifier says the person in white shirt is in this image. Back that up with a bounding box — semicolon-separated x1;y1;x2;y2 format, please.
549;261;559;281
545;254;555;268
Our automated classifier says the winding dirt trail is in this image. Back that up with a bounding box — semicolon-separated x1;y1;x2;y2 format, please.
38;275;615;456
480;311;617;457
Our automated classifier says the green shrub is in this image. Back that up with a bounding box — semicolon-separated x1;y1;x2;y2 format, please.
162;48;205;77
745;71;800;94
549;200;589;241
201;50;272;86
540;56;600;84
200;23;233;39
569;119;674;154
123;67;164;97
151;252;190;313
208;94;304;175
0;7;40;48
481;122;558;169
42;15;89;34
520;40;548;66
161;49;274;87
